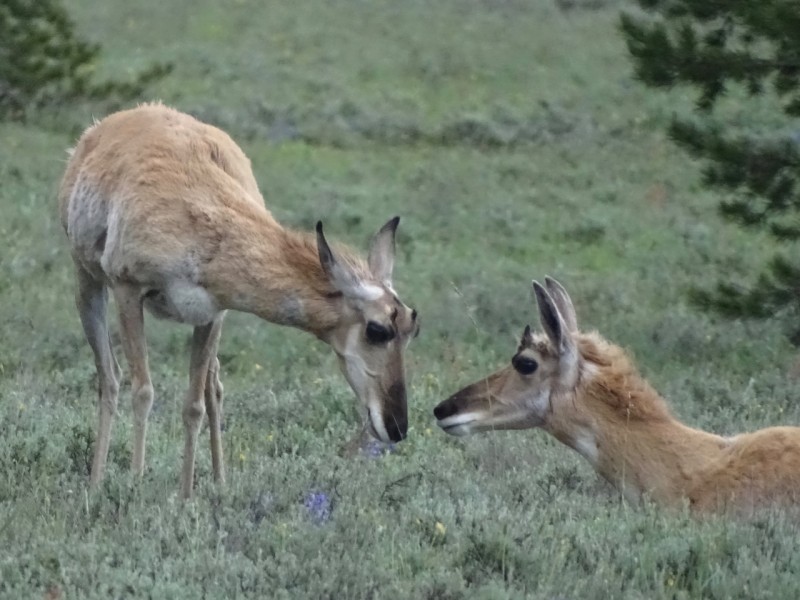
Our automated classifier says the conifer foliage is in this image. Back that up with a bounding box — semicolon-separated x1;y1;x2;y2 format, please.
620;1;800;340
0;0;170;120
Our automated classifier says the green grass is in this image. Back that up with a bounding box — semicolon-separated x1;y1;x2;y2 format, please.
2;0;800;597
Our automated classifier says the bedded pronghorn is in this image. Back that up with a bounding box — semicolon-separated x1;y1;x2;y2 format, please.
59;103;419;498
434;277;800;513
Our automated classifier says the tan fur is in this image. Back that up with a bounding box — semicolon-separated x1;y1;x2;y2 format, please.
60;103;418;498
576;334;671;423
435;278;800;515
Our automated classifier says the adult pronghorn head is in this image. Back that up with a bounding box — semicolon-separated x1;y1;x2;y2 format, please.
316;217;419;444
434;277;581;436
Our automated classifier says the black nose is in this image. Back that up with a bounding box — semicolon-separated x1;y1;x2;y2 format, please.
384;383;408;442
433;397;459;421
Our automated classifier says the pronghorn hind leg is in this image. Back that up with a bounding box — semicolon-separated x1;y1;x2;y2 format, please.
181;318;223;498
112;284;154;477
75;265;121;485
204;313;225;484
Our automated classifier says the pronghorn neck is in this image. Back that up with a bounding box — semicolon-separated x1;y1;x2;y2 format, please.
568;414;727;506
546;342;729;506
206;213;361;336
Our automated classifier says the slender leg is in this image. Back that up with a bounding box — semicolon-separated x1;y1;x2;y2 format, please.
112;284;153;477
75;266;120;485
180;317;223;499
204;313;225;484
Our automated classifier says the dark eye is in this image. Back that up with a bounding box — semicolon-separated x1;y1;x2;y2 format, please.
366;321;395;344
512;355;538;375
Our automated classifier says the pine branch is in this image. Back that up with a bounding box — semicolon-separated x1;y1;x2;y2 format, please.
621;0;800;338
0;0;171;120
690;253;800;320
621;5;800;112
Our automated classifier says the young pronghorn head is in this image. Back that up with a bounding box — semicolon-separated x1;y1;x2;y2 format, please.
434;277;580;436
316;217;419;444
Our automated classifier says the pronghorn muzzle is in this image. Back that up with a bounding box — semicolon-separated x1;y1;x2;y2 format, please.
433;377;494;436
435;368;544;435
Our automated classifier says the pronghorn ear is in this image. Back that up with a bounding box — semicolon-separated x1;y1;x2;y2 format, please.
533;281;563;350
316;221;361;295
544;276;578;333
533;280;579;386
368;216;399;286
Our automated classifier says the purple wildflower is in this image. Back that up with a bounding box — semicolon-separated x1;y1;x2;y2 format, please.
303;491;332;524
362;439;397;459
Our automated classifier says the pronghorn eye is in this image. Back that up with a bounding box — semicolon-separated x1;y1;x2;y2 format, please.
512;355;538;375
366;321;395;344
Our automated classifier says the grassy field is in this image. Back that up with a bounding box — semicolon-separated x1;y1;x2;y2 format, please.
2;0;800;598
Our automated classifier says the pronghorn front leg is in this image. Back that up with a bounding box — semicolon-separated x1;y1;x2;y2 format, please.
181;318;223;498
75;266;121;485
203;314;225;485
113;284;154;477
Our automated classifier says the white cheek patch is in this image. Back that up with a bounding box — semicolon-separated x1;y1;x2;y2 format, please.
573;427;599;468
342;325;370;387
527;388;551;418
339;325;390;443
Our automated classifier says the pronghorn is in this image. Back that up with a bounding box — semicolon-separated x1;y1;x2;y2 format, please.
59;103;419;498
435;277;800;513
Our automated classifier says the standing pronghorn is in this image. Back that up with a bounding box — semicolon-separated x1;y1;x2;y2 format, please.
59;103;419;498
435;277;800;513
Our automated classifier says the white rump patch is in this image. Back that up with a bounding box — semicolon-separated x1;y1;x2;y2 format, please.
66;176;112;274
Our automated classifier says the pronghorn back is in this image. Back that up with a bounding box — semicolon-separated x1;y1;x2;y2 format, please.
59;102;265;219
435;276;800;515
59;103;271;281
689;426;800;513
